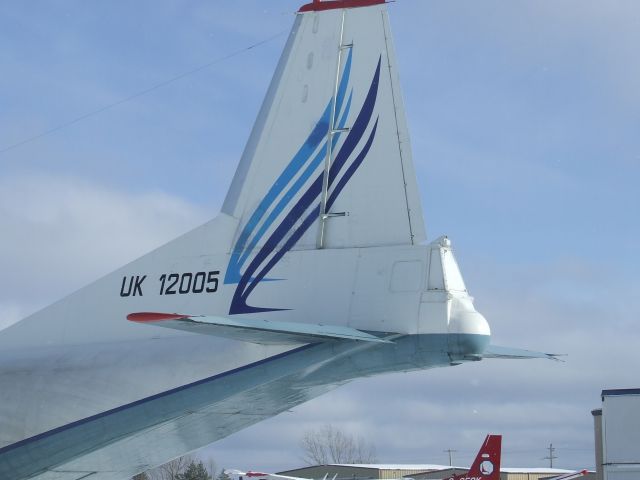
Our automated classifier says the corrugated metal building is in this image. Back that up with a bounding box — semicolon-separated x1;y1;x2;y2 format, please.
595;388;640;480
278;464;451;480
278;465;595;480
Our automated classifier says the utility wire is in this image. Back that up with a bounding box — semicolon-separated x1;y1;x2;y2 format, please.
0;29;287;155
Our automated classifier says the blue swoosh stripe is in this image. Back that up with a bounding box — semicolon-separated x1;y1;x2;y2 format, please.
236;91;353;271
327;118;379;210
225;49;354;284
230;57;381;314
327;57;381;188
224;103;330;284
241;59;380;297
247;119;379;304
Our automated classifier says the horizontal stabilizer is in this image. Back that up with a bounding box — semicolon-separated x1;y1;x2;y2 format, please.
127;312;392;345
483;344;563;361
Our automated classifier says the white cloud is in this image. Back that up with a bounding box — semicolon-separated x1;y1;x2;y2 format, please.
0;303;30;332
0;171;208;316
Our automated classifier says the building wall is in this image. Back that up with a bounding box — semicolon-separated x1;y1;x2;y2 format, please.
279;466;380;480
281;466;593;480
379;469;441;479
601;389;640;480
407;468;463;479
592;408;603;480
279;466;449;480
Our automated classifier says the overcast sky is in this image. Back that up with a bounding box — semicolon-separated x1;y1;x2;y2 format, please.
1;0;639;474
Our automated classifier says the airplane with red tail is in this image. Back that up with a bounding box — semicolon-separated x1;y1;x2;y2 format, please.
444;435;501;480
443;435;588;480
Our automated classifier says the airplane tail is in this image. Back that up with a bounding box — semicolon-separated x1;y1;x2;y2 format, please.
446;435;501;480
223;0;425;292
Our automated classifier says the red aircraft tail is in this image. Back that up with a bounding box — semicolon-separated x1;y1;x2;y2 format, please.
445;435;501;480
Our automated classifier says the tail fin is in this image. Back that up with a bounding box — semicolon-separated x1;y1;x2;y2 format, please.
447;435;501;480
223;0;425;282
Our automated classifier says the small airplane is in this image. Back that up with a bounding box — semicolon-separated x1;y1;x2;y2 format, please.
224;436;501;480
443;434;501;480
225;469;336;480
226;438;588;480
441;436;588;480
546;471;589;480
0;0;556;479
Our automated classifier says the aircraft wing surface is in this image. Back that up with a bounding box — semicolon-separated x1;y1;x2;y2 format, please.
482;345;562;361
0;335;452;480
127;312;393;344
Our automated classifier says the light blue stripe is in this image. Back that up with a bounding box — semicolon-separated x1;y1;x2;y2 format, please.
226;49;354;284
224;104;331;284
237;91;353;269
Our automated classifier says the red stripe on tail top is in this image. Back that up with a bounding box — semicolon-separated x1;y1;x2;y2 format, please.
127;312;188;323
299;0;385;12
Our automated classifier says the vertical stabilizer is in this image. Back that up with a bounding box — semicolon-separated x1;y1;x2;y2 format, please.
222;0;426;310
446;435;502;480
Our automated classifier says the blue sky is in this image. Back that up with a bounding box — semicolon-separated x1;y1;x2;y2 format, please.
1;0;639;474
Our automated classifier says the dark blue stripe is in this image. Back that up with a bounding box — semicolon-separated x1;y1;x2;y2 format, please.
327;57;381;188
225;50;354;286
229;56;381;314
224;102;330;284
327;118;379;210
234;174;324;312
235;91;354;272
246;119;380;302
